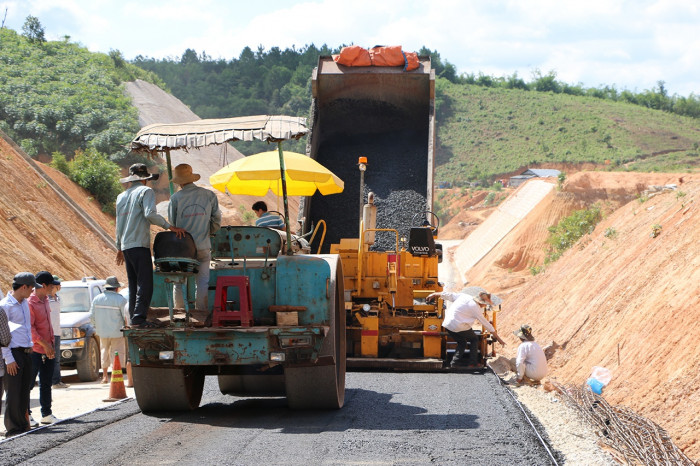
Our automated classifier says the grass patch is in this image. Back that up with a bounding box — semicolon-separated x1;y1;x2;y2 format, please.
544;204;603;264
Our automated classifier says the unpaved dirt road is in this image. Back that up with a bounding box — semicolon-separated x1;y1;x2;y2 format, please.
1;372;555;465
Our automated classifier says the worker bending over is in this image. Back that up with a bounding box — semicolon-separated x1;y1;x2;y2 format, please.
426;289;505;368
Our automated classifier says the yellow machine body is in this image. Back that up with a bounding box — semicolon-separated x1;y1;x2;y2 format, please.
331;227;449;367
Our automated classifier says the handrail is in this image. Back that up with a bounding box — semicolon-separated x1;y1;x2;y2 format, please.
363;228;399;253
309;220;327;254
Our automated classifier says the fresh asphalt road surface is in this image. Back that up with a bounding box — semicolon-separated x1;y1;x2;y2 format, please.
0;371;555;465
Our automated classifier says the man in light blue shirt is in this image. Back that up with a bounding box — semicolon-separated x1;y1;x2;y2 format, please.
90;276;130;384
169;164;222;311
116;163;185;328
1;272;39;437
252;201;285;229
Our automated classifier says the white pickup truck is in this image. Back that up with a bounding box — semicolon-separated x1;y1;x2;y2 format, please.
58;277;104;381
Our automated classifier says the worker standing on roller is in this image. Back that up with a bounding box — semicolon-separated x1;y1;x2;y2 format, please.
116;163;186;328
168;163;222;311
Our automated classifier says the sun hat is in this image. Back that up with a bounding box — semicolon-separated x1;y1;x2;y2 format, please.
461;286;503;306
171;163;201;185
120;163;160;183
514;324;535;341
104;276;123;290
473;291;493;305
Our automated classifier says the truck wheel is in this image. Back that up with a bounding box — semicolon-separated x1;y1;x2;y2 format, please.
77;337;100;382
285;260;346;409
132;366;205;412
218;374;285;396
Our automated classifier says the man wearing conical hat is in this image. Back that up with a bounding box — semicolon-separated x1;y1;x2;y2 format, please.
116;164;186;328
168;164;222;311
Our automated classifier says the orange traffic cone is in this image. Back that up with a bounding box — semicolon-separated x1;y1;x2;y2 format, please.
103;351;128;402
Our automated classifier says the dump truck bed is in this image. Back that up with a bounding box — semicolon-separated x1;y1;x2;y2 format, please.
304;57;436;252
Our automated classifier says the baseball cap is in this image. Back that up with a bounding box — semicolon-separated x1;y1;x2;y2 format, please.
13;272;42;288
35;271;60;286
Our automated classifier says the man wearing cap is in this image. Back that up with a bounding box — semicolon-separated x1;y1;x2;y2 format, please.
1;272;40;436
90;276;130;384
48;276;69;389
29;271;60;425
426;289;506;368
116;163;186;328
168;163;222;311
514;324;548;384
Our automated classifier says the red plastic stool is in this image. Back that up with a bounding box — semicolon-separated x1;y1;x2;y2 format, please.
212;276;253;327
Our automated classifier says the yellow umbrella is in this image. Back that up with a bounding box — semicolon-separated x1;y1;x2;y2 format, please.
209;150;344;196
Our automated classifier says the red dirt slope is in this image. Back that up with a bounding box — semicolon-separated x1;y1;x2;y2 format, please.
0;136;125;288
465;172;700;459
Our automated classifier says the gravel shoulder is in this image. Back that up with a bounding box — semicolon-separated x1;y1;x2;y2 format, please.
490;367;618;465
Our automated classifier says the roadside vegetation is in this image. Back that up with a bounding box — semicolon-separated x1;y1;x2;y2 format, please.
435;82;700;184
530;204;604;275
50;149;122;215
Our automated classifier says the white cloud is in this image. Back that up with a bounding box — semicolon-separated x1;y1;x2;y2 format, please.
1;0;698;95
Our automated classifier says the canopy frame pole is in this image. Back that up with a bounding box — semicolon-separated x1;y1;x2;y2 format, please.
277;141;293;255
165;148;175;196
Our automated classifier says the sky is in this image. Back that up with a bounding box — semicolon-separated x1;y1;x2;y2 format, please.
1;0;699;96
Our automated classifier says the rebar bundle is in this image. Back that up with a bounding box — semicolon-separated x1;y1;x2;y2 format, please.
552;381;695;465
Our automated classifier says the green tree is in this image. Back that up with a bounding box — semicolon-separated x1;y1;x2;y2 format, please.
21;15;45;43
69;148;122;214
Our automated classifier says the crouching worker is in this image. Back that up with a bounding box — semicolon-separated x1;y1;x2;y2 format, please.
514;324;548;384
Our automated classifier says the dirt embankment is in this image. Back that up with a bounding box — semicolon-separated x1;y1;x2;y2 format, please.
0;136;124;287
450;171;699;459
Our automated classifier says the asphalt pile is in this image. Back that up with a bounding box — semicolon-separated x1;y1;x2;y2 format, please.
307;128;428;251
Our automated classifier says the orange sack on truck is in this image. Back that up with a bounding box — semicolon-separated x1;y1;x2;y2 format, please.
369;45;405;67
404;52;419;71
333;45;371;66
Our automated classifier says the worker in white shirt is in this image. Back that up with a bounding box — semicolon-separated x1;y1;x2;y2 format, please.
427;289;505;368
513;324;548;384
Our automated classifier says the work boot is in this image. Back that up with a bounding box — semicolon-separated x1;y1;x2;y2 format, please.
52;381;70;389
